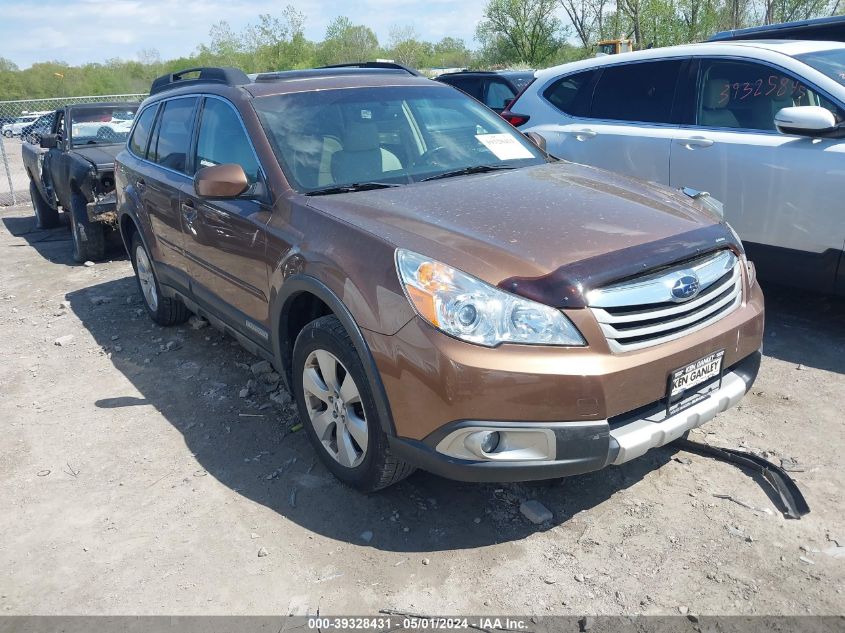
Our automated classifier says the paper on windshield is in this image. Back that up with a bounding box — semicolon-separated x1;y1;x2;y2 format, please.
475;134;534;161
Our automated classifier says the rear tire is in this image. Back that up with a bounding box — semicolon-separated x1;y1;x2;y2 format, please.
129;232;189;326
70;192;105;262
292;315;414;492
30;181;59;229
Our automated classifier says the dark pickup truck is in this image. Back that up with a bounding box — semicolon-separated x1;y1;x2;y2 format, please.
23;102;139;262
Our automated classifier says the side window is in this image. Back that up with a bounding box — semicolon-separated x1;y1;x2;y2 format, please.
194;98;260;183
543;69;596;116
590;60;684;123
149;97;197;173
483;79;516;111
128;105;158;158
696;59;845;131
446;77;483;101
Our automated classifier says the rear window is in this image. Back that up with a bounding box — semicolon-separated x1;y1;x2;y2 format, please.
796;48;845;88
507;73;535;90
129;105;157;158
543;70;596;116
149;97;197;174
589;60;684;124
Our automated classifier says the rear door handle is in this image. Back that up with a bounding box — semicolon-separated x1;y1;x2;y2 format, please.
573;128;598;141
677;136;714;149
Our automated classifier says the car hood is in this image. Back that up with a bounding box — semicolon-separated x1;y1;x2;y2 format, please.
69;144;122;170
306;162;739;307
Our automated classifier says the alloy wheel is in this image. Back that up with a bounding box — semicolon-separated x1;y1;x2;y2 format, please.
134;244;158;312
301;349;368;468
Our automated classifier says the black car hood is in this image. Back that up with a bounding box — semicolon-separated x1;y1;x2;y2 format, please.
69;144;122;170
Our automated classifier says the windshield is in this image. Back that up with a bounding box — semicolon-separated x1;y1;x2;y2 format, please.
70;106;138;147
252;84;546;193
796;48;845;88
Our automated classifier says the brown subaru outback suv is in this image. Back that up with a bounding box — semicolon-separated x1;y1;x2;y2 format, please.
115;65;764;492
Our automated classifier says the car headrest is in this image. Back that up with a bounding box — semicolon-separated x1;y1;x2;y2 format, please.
702;79;730;110
342;121;380;152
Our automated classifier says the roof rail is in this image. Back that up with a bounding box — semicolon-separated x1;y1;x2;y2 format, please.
254;66;424;83
709;14;845;42
319;61;422;76
150;67;251;95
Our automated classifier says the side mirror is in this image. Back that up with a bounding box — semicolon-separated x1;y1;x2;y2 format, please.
40;134;58;149
775;106;837;137
524;131;547;153
194;163;249;198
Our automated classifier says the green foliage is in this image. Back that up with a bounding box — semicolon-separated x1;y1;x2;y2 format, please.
477;0;565;66
316;16;380;65
0;0;840;101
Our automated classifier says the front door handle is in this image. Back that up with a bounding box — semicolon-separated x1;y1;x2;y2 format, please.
677;136;714;149
573;128;598;141
181;200;198;235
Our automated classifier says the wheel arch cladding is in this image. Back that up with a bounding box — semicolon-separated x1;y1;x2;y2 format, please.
272;275;397;436
119;212;138;251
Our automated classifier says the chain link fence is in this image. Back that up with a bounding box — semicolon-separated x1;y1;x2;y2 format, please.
0;94;146;207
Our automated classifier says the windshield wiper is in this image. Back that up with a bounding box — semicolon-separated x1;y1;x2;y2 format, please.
305;182;401;196
421;164;515;182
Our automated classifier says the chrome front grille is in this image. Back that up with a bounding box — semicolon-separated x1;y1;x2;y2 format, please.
587;250;742;353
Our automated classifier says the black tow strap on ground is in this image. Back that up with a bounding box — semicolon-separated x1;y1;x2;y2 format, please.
674;438;810;520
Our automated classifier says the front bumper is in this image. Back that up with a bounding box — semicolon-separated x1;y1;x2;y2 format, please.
389;350;761;482
86;191;117;224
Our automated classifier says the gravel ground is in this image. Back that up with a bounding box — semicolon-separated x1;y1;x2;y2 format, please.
0;203;843;616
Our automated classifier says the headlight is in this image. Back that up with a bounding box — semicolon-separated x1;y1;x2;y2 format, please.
395;249;586;347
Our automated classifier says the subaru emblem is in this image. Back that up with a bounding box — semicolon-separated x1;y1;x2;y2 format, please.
671;273;700;301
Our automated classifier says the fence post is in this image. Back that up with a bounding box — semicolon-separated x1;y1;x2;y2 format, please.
0;134;16;206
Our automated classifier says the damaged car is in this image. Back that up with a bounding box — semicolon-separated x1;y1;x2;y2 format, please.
23;102;139;262
116;66;764;492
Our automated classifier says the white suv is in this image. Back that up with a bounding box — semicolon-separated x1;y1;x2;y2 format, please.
506;40;845;294
2;114;42;138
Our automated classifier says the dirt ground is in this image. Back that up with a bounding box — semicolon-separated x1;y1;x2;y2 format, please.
1;203;843;617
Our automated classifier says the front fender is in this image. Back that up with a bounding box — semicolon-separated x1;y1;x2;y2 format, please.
270;275;397;436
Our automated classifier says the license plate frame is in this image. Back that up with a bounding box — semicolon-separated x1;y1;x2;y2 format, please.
664;350;725;417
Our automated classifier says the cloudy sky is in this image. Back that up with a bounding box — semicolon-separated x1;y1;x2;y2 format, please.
1;0;490;68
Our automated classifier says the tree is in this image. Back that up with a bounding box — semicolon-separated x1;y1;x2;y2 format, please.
558;0;608;49
389;26;430;68
0;57;20;72
431;37;473;68
317;17;379;65
763;0;832;23
476;0;564;66
197;21;249;68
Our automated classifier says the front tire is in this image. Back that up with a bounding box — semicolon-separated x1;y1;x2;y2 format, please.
129;232;189;326
30;181;59;229
292;315;414;492
70;192;105;262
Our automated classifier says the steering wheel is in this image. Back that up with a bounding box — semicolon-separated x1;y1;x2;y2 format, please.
413;146;450;168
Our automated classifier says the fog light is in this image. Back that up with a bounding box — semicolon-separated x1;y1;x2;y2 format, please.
465;430;501;457
481;431;500;452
